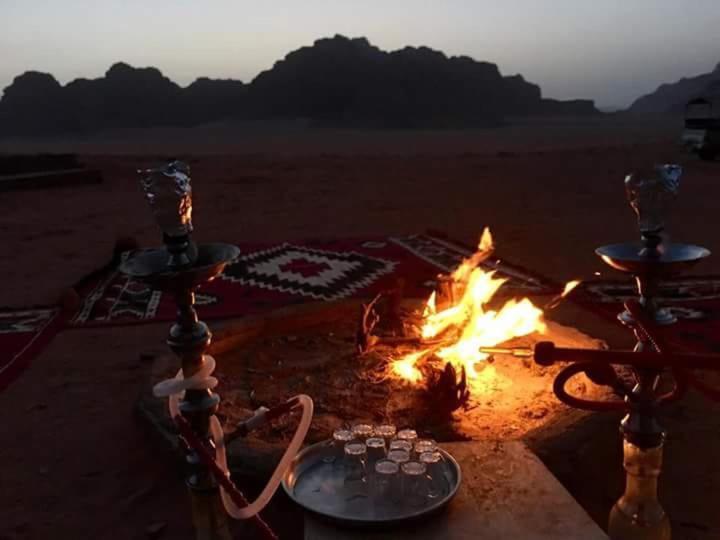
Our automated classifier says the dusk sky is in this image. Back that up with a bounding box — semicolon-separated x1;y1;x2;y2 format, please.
2;0;719;109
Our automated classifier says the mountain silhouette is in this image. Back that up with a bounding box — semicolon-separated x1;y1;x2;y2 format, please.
628;62;720;114
0;35;598;136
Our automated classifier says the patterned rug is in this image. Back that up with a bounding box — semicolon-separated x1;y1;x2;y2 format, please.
0;232;561;390
70;233;560;326
577;276;720;353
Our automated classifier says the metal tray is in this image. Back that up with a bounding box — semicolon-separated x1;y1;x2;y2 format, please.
282;440;462;527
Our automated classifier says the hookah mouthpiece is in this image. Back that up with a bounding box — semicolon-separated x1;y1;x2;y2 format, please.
479;346;534;358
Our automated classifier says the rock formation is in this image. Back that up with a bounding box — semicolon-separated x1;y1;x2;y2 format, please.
0;35;599;136
628;62;720;114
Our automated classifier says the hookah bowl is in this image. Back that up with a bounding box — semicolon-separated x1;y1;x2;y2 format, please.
121;161;239;539
598;163;708;327
595;242;709;326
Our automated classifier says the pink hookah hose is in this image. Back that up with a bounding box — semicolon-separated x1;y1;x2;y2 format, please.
175;415;279;540
155;354;314;539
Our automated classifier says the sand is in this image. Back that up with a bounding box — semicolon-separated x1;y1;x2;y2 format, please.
2;115;720;539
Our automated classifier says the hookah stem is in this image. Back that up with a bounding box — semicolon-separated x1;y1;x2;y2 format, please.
173;288;230;540
176;415;279;540
606;305;671;539
623;301;669;353
173;288;276;539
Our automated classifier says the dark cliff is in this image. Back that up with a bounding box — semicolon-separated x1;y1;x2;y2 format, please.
0;35;599;135
628;62;720;114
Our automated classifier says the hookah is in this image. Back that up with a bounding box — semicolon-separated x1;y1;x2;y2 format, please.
484;164;720;540
120;161;314;540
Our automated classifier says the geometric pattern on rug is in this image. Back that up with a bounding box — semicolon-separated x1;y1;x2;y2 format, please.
0;308;62;391
0;308;56;334
221;243;397;301
390;234;560;294
68;233;561;327
72;251;218;324
0;233;566;390
578;276;720;353
583;276;720;305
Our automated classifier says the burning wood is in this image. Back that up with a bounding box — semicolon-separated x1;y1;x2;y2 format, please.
435;227;494;309
356;294;381;354
356;228;582;410
383;228;583;398
425;360;471;414
356;287;447;354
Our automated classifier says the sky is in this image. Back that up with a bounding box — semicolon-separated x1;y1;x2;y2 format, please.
1;0;719;109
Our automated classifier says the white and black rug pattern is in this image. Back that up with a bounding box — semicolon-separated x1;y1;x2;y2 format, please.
221;243;397;301
389;234;556;294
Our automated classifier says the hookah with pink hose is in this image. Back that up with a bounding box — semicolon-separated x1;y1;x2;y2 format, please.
121;161;314;539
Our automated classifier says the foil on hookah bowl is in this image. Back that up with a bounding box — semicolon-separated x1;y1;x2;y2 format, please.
139;160;197;269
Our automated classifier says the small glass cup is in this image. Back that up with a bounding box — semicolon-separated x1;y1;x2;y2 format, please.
413;438;437;459
351;423;374;441
375;423;397;445
387;448;410;466
343;442;368;496
372;458;401;507
366;437;387;470
328;428;353;466
401;461;428;508
419;450;445;499
389;439;413;453
396;428;418;445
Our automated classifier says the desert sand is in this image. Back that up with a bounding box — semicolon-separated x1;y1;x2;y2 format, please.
2;115;720;539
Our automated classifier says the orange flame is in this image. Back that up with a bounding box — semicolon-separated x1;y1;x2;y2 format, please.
390;350;426;383
391;229;546;394
544;279;582;310
561;280;581;297
451;227;493;283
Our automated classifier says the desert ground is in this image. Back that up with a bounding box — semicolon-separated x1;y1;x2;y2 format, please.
2;114;720;539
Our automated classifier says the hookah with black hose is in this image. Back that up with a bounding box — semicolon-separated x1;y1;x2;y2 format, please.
484;164;716;540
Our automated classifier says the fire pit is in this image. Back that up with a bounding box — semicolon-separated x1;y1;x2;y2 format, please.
138;230;607;475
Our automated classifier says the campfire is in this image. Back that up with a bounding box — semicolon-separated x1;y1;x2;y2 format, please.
144;227;603;466
360;228;581;407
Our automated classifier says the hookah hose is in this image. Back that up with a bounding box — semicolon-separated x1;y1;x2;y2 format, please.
175;416;279;540
623;300;688;404
154;355;314;537
552;361;629;412
626;300;720;403
544;300;720;409
540;300;674;411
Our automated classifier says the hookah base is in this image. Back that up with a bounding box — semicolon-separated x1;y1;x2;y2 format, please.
188;486;233;540
608;504;671;540
608;439;671;540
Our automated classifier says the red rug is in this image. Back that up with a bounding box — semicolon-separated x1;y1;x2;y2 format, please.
0;233;562;390
0;308;64;391
70;233;561;327
577;276;720;353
